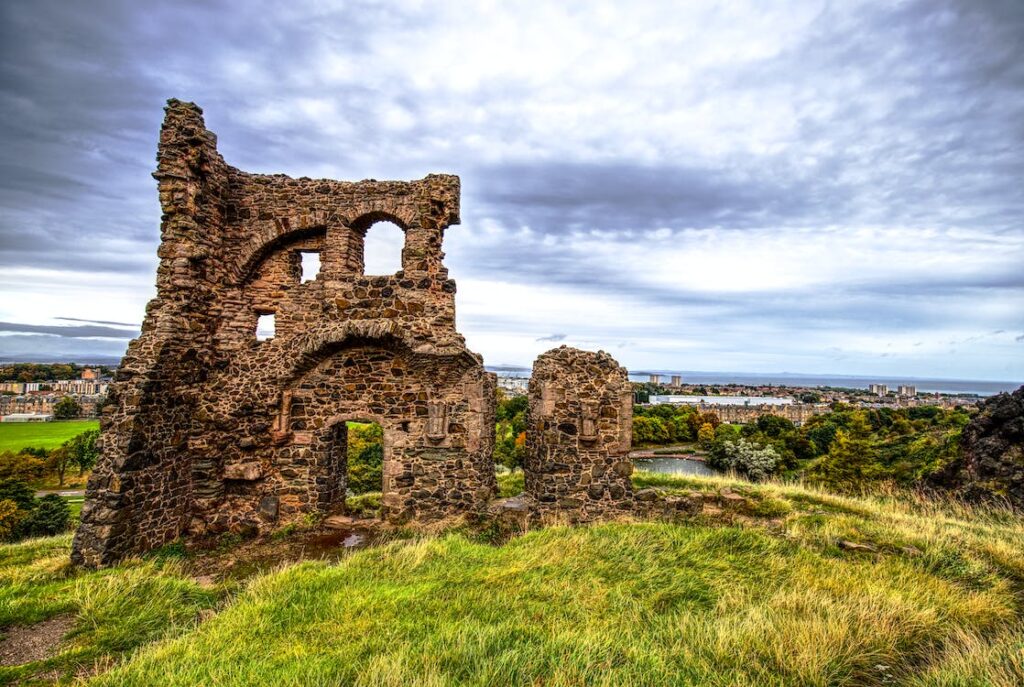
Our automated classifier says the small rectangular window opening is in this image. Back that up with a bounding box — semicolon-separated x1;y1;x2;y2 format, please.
256;313;276;341
299;251;321;282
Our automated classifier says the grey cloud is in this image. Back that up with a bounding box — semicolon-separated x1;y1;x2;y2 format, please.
0;321;139;339
0;0;1022;378
56;317;140;327
536;334;567;343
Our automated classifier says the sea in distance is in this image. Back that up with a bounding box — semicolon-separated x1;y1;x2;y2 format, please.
487;366;1020;397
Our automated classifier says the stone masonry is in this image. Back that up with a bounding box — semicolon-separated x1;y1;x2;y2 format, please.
72;100;645;568
72;100;497;567
524;347;635;517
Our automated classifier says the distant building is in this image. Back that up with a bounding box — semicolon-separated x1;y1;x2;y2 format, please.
670;375;682;386
898;385;917;397
649;374;661;384
81;368;99;380
868;384;889;396
497;376;529;394
0;382;25;394
649;395;793;406
1;413;53;423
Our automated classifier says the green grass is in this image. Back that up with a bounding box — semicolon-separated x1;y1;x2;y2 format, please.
1;473;1023;685
0;420;98;452
0;535;219;684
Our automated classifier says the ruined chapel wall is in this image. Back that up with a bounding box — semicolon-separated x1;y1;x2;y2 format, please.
73;99;494;567
73;100;233;567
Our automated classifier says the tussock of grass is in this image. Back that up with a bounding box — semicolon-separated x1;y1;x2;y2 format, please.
2;472;1022;685
0;536;219;684
94;507;1022;686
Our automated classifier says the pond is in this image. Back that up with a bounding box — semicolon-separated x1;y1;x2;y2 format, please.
633;457;718;477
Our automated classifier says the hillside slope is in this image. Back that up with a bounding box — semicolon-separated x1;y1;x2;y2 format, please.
2;474;1023;686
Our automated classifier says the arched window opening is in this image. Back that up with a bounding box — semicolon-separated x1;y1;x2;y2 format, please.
299;251;321;282
362;221;404;275
256;313;276;341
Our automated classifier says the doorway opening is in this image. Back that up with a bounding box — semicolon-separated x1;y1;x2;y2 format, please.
330;420;384;518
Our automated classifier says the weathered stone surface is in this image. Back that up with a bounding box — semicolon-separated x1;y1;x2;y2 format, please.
933;385;1024;508
524;346;634;518
71;99;496;568
223;462;262;481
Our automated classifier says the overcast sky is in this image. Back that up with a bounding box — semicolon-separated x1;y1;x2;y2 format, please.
1;0;1022;381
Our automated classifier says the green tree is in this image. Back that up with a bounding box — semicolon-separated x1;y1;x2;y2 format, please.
20;494;70;537
47;447;75;487
0;479;36;511
53;396;82;419
805;428;881;493
346;423;384;495
707;439;779;481
64;429;100;476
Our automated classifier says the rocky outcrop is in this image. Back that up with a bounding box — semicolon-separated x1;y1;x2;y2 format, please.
956;385;1024;508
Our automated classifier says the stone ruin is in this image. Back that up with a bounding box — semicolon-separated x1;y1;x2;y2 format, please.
72;100;639;567
524;347;635;516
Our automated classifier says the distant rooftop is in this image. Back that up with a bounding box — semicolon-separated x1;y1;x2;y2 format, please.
648;395;793;406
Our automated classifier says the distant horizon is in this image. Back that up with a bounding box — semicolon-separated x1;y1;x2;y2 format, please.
2;354;1021;392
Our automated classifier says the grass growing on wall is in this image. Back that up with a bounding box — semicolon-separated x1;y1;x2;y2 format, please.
0;420;99;453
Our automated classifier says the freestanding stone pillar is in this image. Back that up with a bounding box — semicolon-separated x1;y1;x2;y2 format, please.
524;346;634;518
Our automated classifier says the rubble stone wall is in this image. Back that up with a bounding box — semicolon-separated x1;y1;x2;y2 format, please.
72;100;495;567
524;346;634;517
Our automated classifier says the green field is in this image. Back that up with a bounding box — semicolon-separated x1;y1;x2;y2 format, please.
0;420;98;452
0;472;1022;685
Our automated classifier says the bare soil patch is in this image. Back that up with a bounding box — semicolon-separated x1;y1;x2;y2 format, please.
0;614;74;666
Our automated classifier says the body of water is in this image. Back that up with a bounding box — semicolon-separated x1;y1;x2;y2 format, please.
487;366;1020;397
633;457;718;477
630;371;1020;397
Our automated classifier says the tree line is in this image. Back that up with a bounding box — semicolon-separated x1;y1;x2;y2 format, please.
634;402;971;493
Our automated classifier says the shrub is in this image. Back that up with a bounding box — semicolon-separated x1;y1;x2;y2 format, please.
707;439;779;481
20;493;71;537
0;450;47;482
0;498;24;540
697;423;716;449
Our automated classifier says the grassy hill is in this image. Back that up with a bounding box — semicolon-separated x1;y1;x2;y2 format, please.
0;421;99;453
1;473;1022;685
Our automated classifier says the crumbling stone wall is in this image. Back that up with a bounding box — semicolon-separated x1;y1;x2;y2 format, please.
524;347;634;517
72;100;496;567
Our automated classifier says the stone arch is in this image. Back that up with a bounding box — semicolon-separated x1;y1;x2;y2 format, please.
269;333;495;523
348;211;409;275
232;211;340;285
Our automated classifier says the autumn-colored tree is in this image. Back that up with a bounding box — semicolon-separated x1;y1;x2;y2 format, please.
697;423;716;449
